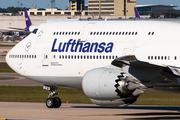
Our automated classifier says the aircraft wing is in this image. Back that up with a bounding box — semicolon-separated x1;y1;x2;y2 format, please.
111;55;139;67
0;29;31;34
8;27;27;31
111;55;180;78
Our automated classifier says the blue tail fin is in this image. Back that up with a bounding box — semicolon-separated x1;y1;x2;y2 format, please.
24;7;32;31
134;7;140;19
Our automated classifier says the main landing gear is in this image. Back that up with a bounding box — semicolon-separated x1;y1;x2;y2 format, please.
43;84;61;108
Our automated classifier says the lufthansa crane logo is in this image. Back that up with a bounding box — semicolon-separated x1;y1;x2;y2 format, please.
25;42;31;51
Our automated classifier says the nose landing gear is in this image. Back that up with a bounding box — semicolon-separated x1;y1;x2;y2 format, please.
44;84;62;108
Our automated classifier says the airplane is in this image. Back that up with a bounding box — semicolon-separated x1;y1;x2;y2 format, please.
1;7;37;34
134;7;140;19
5;20;180;108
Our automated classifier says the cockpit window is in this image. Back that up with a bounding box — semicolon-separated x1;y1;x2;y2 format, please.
32;29;38;34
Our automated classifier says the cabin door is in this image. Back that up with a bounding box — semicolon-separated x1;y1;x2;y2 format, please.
79;22;95;42
42;48;49;66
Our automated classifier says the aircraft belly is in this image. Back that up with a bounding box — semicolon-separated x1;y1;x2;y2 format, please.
25;76;83;89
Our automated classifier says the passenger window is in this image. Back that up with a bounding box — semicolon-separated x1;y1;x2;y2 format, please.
53;32;56;35
109;32;112;35
78;55;79;59
78;32;80;35
132;32;134;35
75;32;77;35
122;32;124;35
59;32;61;35
90;32;93;35
103;32;105;35
116;32;118;35
56;32;59;35
68;55;70;59
72;32;74;35
119;32;121;35
94;32;96;35
69;32;71;35
59;55;61;59
90;56;92;59
135;32;138;35
29;55;31;58
125;32;128;35
103;56;105;59
97;32;99;35
152;32;154;35
175;56;177;60
62;32;64;35
93;56;95;59
84;55;86;59
87;56;89;59
71;55;73;59
74;55;76;59
112;32;115;35
100;32;102;35
62;55;64;59
65;32;68;35
129;32;131;35
54;55;56;59
148;32;151;35
81;55;83;59
106;32;108;35
109;56;111;59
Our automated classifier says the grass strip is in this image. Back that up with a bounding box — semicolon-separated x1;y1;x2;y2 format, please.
0;86;92;103
0;45;15;47
0;86;180;106
0;63;15;73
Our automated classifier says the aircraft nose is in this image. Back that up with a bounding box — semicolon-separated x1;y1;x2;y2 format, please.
6;50;11;68
6;49;16;72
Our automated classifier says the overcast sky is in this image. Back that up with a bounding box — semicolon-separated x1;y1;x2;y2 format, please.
0;0;180;9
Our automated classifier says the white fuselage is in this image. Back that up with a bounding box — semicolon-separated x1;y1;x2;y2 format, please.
6;21;180;88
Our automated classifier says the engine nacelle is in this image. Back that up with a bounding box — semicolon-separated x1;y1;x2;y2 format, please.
82;67;121;100
82;66;145;106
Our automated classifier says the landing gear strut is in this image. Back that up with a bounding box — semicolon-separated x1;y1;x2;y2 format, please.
43;84;61;108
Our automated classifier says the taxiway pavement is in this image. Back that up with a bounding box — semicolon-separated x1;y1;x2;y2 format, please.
0;102;180;120
0;73;43;86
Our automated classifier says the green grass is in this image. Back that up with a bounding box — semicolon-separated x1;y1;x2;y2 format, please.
0;63;15;73
134;91;180;106
1;86;180;106
0;44;15;47
0;86;92;103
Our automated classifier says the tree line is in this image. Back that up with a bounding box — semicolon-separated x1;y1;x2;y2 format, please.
0;7;30;13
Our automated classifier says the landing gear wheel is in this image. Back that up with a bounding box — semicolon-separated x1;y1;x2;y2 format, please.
46;98;54;108
54;97;61;108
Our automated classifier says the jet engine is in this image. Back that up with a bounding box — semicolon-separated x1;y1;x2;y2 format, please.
82;66;145;106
